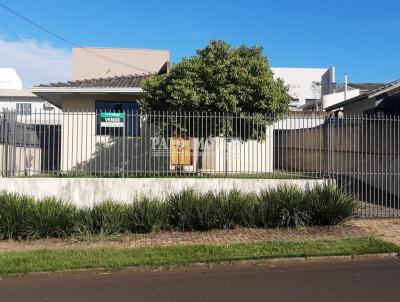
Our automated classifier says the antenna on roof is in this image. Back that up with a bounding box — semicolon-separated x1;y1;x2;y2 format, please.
344;74;348;101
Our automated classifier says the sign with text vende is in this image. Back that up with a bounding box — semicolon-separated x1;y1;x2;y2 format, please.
100;112;125;128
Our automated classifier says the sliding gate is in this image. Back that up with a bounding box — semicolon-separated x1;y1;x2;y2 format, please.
275;114;400;218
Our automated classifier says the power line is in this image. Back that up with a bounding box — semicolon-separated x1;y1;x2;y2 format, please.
0;14;66;82
0;2;153;74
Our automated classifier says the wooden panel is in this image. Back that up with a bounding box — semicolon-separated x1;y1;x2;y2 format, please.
170;138;192;165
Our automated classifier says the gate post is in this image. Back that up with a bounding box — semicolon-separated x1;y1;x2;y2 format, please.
324;115;334;181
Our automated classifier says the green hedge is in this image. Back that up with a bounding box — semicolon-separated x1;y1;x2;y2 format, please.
0;185;358;240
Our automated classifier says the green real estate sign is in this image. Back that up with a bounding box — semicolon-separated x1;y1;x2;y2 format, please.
100;112;125;128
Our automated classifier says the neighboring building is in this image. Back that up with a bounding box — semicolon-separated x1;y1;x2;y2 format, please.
0;68;22;89
72;47;170;80
0;69;61;176
299;82;386;111
325;80;400;114
320;82;385;111
320;89;360;111
0;89;58;118
345;83;386;94
0;68;60;122
271;67;336;109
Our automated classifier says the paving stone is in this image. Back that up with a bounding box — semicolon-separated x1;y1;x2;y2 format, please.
0;220;398;253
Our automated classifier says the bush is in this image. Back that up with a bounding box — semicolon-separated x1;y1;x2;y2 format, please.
28;197;76;238
127;197;164;233
164;190;220;231
73;207;93;236
90;201;130;235
217;190;257;228
0;192;35;240
256;186;309;228
305;184;359;226
0;185;358;240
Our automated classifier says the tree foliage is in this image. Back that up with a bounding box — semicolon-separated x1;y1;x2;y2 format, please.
139;40;290;116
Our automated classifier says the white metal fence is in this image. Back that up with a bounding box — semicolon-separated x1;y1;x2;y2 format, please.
1;110;399;218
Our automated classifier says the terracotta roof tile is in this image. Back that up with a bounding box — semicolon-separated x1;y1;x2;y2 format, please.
37;74;151;88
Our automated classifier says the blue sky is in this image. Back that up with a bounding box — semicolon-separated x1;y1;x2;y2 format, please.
0;0;399;86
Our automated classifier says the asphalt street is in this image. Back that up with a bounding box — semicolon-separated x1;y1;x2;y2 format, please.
1;259;399;302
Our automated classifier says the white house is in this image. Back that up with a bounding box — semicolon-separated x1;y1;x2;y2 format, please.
322;82;386;111
0;68;60;123
0;68;22;90
271;67;336;109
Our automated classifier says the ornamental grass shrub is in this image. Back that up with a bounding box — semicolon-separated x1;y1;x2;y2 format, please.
0;193;35;240
256;186;309;228
0;185;358;240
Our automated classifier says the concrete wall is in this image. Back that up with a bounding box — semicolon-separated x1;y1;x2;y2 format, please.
72;47;170;80
273;114;326;130
0;178;327;206
274;126;325;174
202;129;273;173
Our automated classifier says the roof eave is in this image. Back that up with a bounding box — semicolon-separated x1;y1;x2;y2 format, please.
29;87;144;94
369;82;400;98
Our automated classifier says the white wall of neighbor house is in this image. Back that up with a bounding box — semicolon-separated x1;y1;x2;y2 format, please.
72;47;170;80
322;89;360;109
0;67;60;124
272;67;335;108
0;97;60;124
0;68;22;89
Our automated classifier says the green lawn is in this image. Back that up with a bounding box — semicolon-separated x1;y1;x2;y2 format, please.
0;237;397;276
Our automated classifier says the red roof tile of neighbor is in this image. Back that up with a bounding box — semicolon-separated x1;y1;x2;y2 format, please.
37;74;151;88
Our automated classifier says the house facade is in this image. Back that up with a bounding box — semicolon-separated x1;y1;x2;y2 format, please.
30;75;146;172
31;74;274;174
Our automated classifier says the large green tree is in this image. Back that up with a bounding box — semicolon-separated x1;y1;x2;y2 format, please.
139;40;290;116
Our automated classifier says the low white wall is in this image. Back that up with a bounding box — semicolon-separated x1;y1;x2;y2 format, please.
0;178;327;207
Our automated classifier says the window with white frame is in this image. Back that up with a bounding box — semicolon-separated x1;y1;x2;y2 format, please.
16;103;32;115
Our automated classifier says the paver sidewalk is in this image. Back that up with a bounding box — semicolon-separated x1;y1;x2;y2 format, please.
348;219;400;246
0;219;398;253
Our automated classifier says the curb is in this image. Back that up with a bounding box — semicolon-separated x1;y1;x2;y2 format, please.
1;252;399;280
